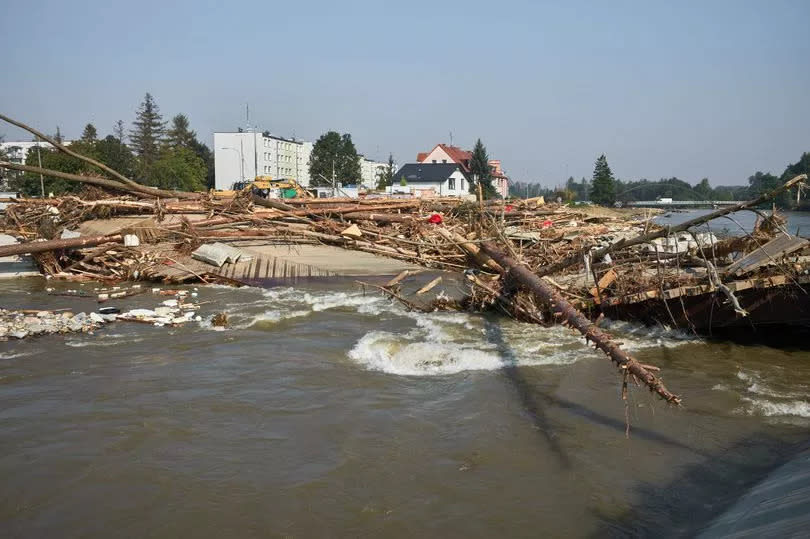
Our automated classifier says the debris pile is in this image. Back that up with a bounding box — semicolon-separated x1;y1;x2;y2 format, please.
0;309;109;339
3;112;809;405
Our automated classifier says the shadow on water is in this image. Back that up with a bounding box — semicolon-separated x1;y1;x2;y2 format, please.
706;325;810;351
481;317;709;469
591;434;810;538
483;316;572;468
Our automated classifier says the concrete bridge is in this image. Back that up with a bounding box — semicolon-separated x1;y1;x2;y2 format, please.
625;200;744;208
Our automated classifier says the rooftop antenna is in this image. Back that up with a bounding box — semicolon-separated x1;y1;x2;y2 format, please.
449;131;453;146
245;103;258;179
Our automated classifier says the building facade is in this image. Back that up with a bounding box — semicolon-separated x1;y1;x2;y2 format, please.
1;140;73;189
214;131;389;192
0;140;73;166
359;156;389;189
214;132;313;191
392;163;468;197
416;143;510;198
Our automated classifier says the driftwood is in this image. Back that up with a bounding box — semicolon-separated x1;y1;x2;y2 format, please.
435;227;504;273
479;242;681;404
0;233;125;257
343;211;414;223
537;174;808;277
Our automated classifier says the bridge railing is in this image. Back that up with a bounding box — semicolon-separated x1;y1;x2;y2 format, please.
625;200;745;206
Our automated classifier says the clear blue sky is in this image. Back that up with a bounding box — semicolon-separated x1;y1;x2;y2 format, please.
1;0;808;187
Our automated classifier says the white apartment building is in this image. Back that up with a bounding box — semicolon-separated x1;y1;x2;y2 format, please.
214;132;313;191
1;140;73;166
1;141;73;188
358;156;390;189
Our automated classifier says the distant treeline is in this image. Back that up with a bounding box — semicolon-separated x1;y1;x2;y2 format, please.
2;93;214;196
509;150;810;209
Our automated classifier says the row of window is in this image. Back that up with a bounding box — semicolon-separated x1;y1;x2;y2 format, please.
263;138;297;151
261;152;301;162
263;166;297;176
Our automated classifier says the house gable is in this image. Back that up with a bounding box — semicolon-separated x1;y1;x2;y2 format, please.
417;144;472;172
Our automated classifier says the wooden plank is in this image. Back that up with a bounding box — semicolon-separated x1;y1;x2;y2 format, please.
724;233;808;276
416;276;442;295
589;269;617;303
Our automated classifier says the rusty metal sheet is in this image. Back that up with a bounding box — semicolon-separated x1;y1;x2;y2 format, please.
724;233;808;276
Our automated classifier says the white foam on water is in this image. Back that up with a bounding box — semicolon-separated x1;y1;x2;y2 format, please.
600;319;701;349
260;286;299;302
348;331;504;376
735;369;808;399
302;291;385;312
0;351;29;359
347;309;596;376
742;397;810;418
247;309;311;327
65;337;143;348
213;286;702;377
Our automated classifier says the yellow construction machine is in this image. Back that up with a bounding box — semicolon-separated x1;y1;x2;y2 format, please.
217;176;313;198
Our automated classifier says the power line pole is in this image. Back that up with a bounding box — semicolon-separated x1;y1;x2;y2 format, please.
36;138;44;197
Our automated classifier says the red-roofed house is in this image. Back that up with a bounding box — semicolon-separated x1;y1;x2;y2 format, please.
416;144;473;173
416;143;509;197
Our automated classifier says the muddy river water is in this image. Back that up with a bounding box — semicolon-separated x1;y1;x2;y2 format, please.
1;275;809;537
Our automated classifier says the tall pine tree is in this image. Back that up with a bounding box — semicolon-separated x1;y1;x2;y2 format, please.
469;138;496;198
113;120;126;143
166;114;196;149
80;123;97;142
590;154;616;206
129;93;165;171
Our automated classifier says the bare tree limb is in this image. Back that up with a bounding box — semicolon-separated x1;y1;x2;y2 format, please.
0;112;196;199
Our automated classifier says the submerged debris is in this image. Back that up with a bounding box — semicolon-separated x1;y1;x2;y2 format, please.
0;309;108;339
1;286;205;341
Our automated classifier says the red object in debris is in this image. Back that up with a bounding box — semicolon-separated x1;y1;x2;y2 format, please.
504;204;514;212
428;214;443;224
541;219;553;229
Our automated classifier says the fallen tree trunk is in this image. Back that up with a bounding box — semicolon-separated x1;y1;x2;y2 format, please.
0;161;190;199
290;201;419;217
0;165;165;198
250;194;297;212
0;214;247;257
479;242;681;404
342;211;413;223
536;174;808;277
0;233;124;257
435;227;504;273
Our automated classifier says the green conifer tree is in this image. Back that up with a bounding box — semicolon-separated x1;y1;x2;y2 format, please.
129;93;166;172
80;123;97;142
590;154;616;206
469;138;496;198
